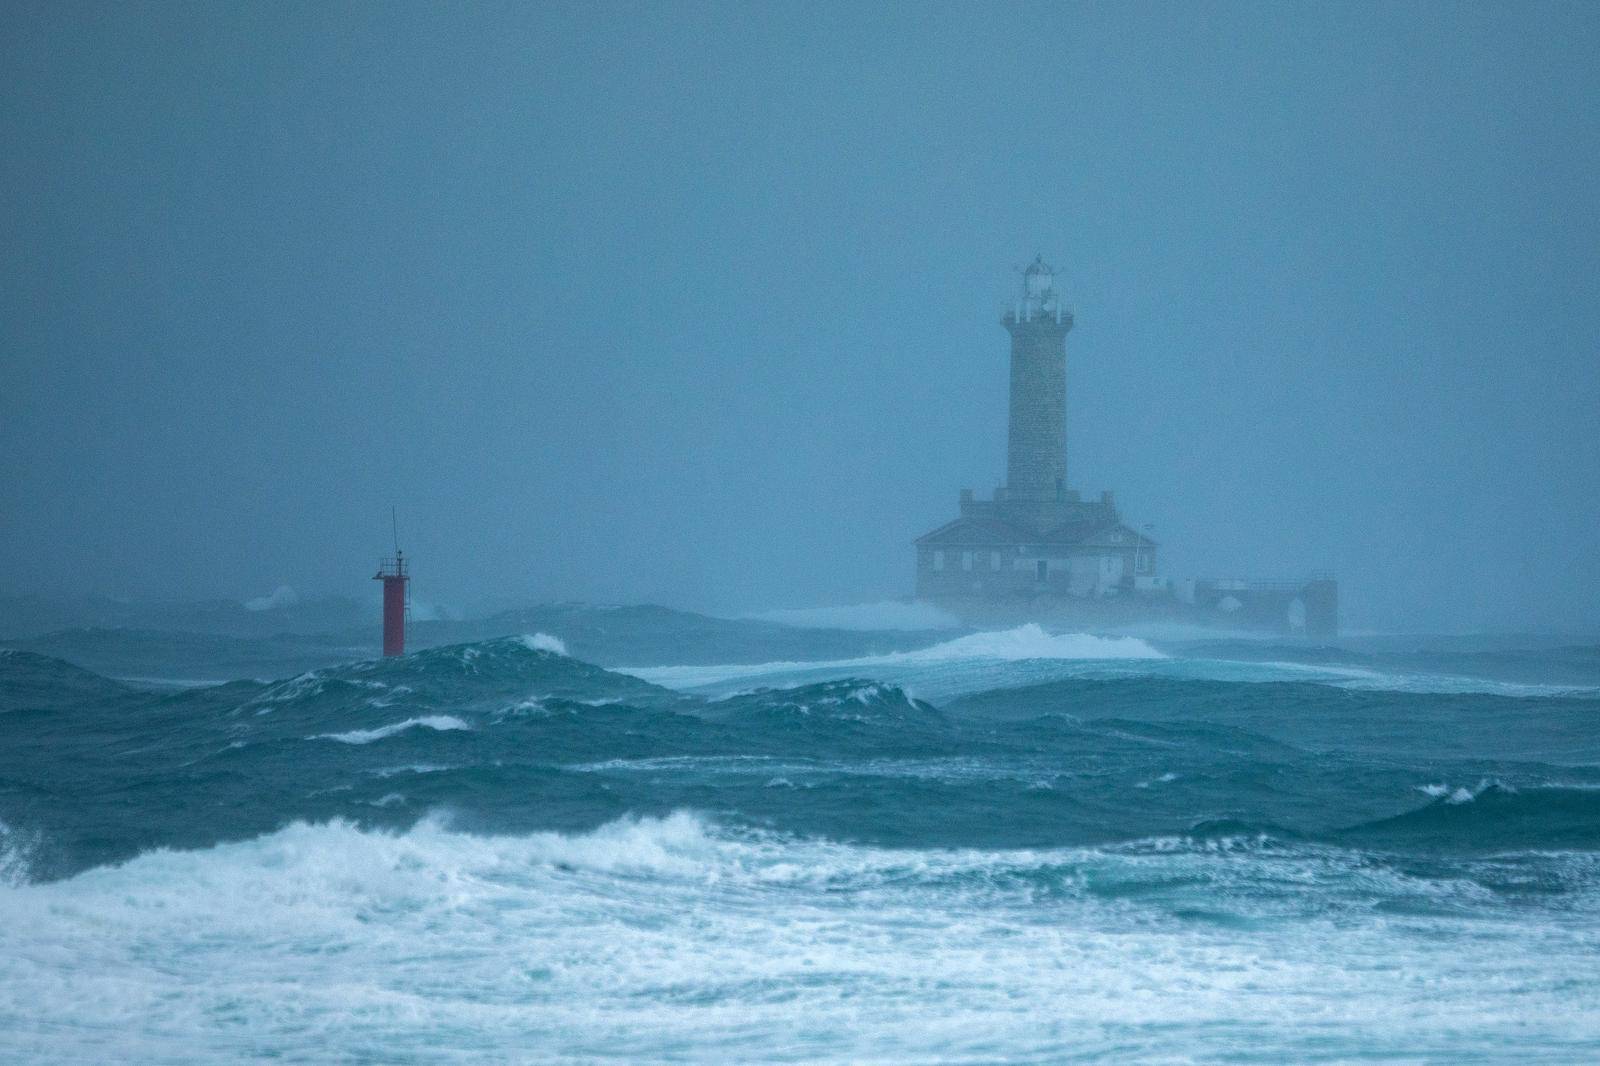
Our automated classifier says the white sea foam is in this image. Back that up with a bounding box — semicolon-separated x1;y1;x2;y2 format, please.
521;632;568;655
367;763;456;778
624;624;1164;694
311;716;470;745
906;624;1166;662
1417;779;1517;804
0;821;34;888
1;815;1598;1062
626;625;1600;702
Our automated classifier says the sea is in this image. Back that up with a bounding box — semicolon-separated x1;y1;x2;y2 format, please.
2;608;1599;1062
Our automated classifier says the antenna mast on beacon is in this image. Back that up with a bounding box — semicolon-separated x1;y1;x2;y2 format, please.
373;509;409;657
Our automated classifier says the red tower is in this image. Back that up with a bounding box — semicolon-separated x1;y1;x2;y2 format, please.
373;551;409;657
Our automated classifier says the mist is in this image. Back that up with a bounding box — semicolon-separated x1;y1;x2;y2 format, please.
4;1;1598;633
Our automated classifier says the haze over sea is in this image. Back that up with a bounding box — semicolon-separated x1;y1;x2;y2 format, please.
5;0;1600;1060
3;605;1599;1062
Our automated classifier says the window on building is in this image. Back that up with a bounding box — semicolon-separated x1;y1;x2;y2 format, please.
961;551;974;571
990;552;1001;571
1036;559;1048;582
932;551;944;571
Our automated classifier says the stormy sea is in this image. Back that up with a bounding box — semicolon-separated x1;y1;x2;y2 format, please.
3;607;1599;1062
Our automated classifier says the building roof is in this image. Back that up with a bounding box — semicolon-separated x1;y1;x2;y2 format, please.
914;515;1026;547
1073;522;1157;549
916;514;1157;550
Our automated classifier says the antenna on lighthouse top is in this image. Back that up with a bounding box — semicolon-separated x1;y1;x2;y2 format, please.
391;506;400;555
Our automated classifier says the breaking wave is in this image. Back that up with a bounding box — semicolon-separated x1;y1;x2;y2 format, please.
4;623;1600;1061
623;623;1164;693
520;632;568;655
311;715;472;745
1342;782;1600;852
3;813;1599;1062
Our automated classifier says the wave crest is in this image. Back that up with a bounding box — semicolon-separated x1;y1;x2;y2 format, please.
624;624;1163;693
904;624;1164;663
311;716;471;745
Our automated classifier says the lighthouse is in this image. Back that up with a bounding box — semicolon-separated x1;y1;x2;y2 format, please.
1001;255;1074;531
914;255;1155;603
911;257;1336;637
373;551;409;657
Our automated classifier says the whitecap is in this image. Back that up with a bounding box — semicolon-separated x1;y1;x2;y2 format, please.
521;632;568;655
622;623;1164;692
3;814;1600;1061
310;716;470;745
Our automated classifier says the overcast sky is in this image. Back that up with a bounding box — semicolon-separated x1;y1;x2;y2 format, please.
3;1;1598;631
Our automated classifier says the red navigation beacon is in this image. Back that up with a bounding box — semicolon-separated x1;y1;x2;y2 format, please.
373;550;409;657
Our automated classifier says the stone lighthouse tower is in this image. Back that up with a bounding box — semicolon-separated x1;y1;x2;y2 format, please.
1001;255;1074;531
913;258;1335;636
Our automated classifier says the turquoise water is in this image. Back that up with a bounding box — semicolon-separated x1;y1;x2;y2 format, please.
3;624;1599;1061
